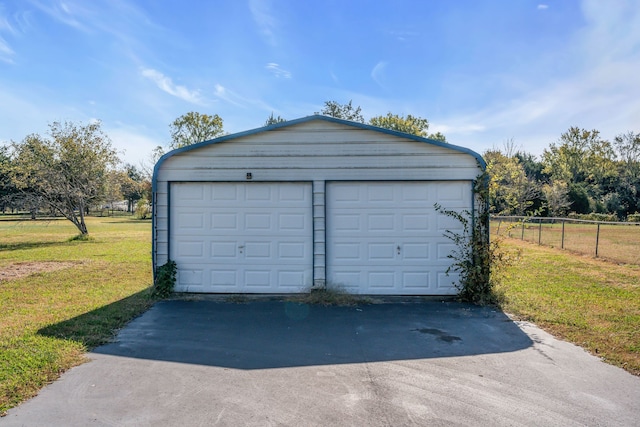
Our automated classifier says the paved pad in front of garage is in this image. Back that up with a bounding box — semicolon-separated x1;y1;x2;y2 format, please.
4;300;640;426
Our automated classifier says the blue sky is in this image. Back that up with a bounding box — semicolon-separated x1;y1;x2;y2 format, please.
1;0;639;166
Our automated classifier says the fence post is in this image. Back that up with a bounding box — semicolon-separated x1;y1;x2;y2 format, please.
595;223;600;257
521;219;525;240
538;218;542;245
561;220;565;249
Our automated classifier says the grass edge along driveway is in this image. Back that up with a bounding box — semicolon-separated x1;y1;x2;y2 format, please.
0;216;155;416
497;238;640;376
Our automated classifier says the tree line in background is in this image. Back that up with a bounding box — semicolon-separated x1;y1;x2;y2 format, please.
1;100;638;234
486;128;640;221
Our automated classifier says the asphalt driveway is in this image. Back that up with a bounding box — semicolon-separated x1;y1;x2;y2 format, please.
3;300;640;426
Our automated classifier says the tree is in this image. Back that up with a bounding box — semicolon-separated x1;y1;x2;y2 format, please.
8;121;119;235
316;100;365;123
542;127;593;184
515;151;546;182
169;112;224;149
542;127;621;213
485;149;539;215
613;131;640;216
0;146;19;213
118;164;146;212
264;113;286;126
369;112;429;137
369;112;446;141
542;180;571;217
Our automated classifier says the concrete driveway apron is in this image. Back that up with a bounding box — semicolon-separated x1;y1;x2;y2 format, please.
3;300;640;426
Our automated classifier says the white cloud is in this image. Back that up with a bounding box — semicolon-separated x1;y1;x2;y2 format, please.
30;0;90;32
371;61;388;89
433;0;640;155
249;0;278;46
537;4;549;10
140;68;205;105
265;62;291;79
0;11;16;63
0;36;14;63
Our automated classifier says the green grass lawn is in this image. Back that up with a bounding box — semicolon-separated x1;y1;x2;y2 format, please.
1;216;638;415
0;216;155;415
497;238;640;376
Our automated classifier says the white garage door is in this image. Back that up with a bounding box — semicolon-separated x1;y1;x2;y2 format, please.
327;181;471;295
170;182;313;293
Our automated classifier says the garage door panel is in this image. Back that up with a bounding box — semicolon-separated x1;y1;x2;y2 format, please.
171;182;312;293
177;185;205;201
368;243;396;260
175;213;205;230
279;242;307;259
401;271;430;288
368;184;395;202
279;213;307;230
436;182;465;202
437;271;459;290
278;270;307;287
245;213;272;230
368;214;395;231
211;241;237;258
245;185;271;201
402;214;429;232
436;214;465;232
244;241;271;259
244;270;271;288
402;243;429;260
332;242;360;260
211;185;237;201
327;181;471;295
178;269;203;286
211;213;238;230
211;270;238;287
368;271;396;288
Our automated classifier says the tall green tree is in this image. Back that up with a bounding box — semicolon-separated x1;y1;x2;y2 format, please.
542;127;619;211
485;149;539;215
169;111;224;149
369;112;446;141
613;131;640;216
8;121;119;234
316;100;365;123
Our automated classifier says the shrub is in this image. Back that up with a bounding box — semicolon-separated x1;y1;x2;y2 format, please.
135;198;151;219
435;172;518;305
567;213;619;222
628;213;640;223
152;260;176;298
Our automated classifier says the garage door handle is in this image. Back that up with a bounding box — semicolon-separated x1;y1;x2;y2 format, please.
238;245;244;254
397;245;401;255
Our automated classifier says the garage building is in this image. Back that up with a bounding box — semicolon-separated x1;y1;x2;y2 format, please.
152;115;485;295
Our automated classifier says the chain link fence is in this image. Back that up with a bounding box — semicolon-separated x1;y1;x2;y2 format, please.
491;216;640;265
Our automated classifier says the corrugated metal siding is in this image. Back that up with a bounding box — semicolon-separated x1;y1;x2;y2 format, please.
153;119;483;273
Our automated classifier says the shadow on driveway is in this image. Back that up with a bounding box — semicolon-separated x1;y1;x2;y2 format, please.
42;300;533;369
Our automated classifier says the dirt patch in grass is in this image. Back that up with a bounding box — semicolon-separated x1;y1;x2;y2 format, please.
0;261;79;282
